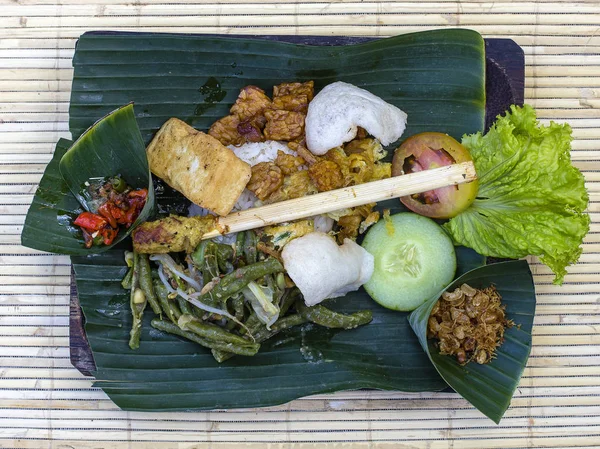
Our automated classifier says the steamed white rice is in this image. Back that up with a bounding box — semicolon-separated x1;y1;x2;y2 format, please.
228;141;296;166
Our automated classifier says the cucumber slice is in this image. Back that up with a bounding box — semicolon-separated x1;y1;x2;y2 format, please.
362;212;456;311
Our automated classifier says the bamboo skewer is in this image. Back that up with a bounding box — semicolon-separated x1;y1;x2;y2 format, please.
201;161;477;239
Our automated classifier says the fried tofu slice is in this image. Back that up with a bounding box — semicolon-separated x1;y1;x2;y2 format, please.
147;118;252;216
133;215;216;254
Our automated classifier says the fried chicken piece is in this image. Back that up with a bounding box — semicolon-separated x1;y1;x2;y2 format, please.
264;110;306;141
247;162;284;201
308;160;344;192
275;150;305;175
266;170;318;204
273;81;314;101
273;94;309;113
208;115;244;146
271;81;314;115
230;85;272;121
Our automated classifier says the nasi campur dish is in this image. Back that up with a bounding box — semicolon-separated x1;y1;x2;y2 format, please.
71;80;590;366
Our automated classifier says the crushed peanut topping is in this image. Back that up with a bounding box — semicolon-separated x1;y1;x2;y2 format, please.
428;284;514;365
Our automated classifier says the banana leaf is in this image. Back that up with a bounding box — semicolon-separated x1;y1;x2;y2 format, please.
69;29;485;146
62;29;493;411
22;104;155;255
408;261;536;423
72;241;484;411
21;138;82;254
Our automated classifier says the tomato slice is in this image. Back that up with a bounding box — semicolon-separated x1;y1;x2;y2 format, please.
391;132;479;219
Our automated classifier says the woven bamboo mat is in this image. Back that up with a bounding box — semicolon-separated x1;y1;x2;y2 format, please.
1;1;599;447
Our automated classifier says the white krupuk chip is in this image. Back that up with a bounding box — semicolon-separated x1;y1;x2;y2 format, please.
305;81;408;155
281;232;374;307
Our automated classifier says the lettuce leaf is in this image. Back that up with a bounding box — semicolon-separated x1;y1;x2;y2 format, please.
443;105;589;284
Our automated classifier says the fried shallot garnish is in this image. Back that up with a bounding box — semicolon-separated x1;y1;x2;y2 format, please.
428;284;514;365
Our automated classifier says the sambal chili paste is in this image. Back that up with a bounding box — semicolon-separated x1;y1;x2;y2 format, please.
73;175;147;248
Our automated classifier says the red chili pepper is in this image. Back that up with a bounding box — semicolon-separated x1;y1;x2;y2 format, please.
74;184;146;248
73;212;108;232
120;188;148;227
128;189;148;200
100;227;118;245
97;202;118;229
107;203;128;225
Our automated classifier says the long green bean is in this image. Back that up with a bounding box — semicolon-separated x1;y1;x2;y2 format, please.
178;314;254;346
198;257;283;305
215;243;234;261
121;267;133;289
197;242;220;306
138;254;162;316
235;232;245;261
296;300;372;330
191;240;209;267
152;319;259;356
128;252;147;350
153;280;181;324
243;230;258;265
279;288;301;316
252;314;307;342
212;313;307;362
215;243;235;273
177;295;193;316
232;294;245;321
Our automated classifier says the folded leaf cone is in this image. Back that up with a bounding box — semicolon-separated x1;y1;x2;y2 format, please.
408;261;536;424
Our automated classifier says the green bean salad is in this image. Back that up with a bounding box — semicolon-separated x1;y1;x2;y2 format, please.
122;230;372;361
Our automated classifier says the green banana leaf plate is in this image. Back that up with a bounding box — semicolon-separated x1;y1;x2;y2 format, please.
26;29;533;417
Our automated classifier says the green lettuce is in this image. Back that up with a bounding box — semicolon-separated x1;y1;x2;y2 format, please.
444;105;589;284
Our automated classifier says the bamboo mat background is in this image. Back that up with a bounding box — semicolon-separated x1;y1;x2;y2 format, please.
1;0;600;447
